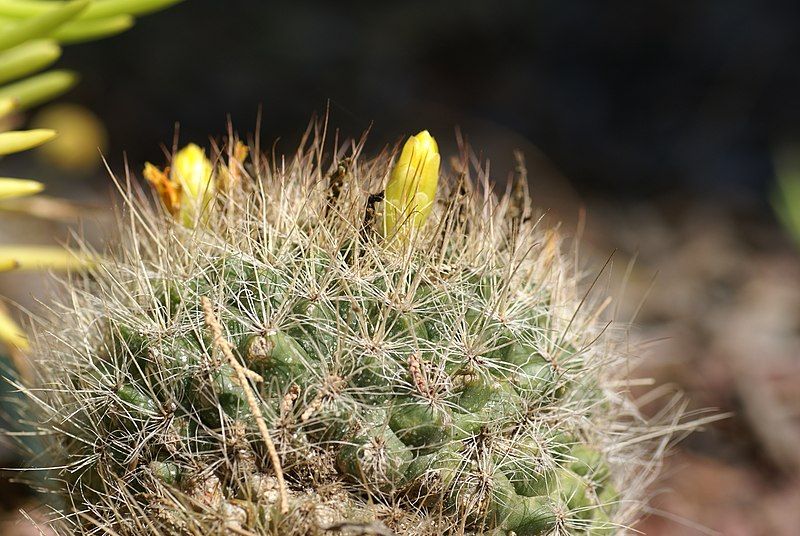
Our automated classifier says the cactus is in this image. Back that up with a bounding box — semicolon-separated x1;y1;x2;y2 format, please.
24;128;658;535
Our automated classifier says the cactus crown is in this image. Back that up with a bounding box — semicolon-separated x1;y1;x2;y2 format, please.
24;127;657;535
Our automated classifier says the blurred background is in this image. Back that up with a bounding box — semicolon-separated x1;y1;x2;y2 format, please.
2;1;800;534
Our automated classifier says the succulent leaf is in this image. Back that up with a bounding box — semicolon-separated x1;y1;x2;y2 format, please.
0;245;90;272
0;39;61;85
52;14;135;44
0;69;77;110
0;0;88;52
0;0;185;20
0;178;44;199
0;128;56;154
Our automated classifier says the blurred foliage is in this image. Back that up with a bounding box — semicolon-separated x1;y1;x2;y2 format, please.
773;147;800;246
0;0;183;367
0;0;184;111
31;103;107;170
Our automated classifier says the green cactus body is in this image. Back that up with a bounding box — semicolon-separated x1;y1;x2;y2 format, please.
26;131;658;535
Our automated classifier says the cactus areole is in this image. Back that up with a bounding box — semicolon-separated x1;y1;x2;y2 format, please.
26;128;656;534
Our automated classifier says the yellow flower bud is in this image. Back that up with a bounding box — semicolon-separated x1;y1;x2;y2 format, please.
143;143;214;227
382;130;440;239
172;143;214;223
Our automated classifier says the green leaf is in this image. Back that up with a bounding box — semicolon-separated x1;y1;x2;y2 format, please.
53;14;134;44
0;39;61;85
0;0;89;52
0;245;90;272
0;98;13;117
0;306;27;349
0;0;184;20
773;147;800;245
0;129;56;155
0;69;78;110
0;178;45;200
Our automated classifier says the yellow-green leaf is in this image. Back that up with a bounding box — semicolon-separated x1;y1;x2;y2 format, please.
0;97;15;118
773;147;800;245
0;306;27;349
53;14;134;44
0;69;78;110
0;39;61;85
0;193;93;221
0;0;88;52
0;178;44;199
0;245;90;272
0;128;56;155
0;0;184;20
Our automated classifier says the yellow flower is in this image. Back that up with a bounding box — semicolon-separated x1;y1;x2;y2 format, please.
382;130;440;240
144;143;214;227
172;143;213;204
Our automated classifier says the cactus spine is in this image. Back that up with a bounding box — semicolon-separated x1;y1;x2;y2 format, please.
25;128;657;535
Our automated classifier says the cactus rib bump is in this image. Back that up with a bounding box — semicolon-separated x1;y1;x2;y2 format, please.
24;126;667;535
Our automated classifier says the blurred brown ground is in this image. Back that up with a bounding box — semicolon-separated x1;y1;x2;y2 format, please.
585;201;800;535
496;141;800;534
